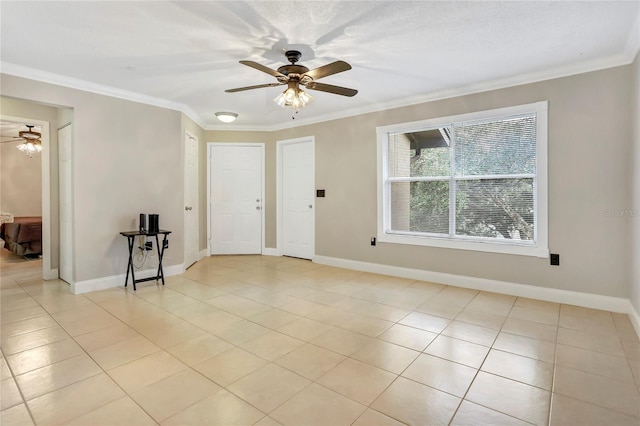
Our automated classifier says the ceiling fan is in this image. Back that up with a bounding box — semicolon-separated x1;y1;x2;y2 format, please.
225;50;357;112
0;125;42;157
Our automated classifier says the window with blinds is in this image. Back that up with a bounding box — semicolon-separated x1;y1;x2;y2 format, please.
377;102;548;257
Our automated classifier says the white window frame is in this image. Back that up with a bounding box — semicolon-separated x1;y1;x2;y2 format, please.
376;101;549;258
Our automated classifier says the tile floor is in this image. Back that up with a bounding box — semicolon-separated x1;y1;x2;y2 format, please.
1;253;639;425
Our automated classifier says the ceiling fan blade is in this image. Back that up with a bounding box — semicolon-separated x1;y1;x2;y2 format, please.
305;82;358;97
225;82;285;93
239;60;286;78
0;138;23;144
303;61;351;80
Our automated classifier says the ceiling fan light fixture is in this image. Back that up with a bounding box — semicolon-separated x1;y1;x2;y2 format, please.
215;112;238;123
17;140;42;157
274;84;313;110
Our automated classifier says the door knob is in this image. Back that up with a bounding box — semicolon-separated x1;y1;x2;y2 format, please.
185;206;192;211
256;206;261;210
309;205;313;209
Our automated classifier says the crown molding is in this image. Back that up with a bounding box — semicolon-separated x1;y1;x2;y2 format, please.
0;62;207;129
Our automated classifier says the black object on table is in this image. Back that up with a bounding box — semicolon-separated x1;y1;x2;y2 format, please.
119;230;171;291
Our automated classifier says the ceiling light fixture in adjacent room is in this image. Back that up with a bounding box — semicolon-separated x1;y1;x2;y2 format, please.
215;112;238;123
16;125;42;157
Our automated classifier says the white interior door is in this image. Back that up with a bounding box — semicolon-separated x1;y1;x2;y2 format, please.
184;132;199;268
209;144;263;254
281;138;315;260
58;124;73;284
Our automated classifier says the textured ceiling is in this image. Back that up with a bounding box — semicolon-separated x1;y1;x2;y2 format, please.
1;1;639;130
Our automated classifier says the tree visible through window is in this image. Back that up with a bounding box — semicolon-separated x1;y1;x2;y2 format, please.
379;102;548;256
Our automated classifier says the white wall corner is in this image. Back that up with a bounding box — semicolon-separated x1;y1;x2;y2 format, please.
313;255;639;339
262;248;281;257
43;268;59;280
198;249;208;261
71;264;184;294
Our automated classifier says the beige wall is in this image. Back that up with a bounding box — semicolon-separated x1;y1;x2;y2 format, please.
1;134;42;216
631;53;640;314
268;65;633;299
0;97;60;267
0;75;184;283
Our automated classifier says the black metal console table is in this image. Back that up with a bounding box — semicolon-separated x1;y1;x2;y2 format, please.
120;230;171;291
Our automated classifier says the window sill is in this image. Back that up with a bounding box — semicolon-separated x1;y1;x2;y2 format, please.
378;232;549;258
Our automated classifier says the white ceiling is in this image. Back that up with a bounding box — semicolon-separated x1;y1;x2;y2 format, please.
1;1;639;130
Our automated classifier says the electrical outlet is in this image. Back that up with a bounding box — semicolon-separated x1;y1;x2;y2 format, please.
145;241;153;251
371;237;376;246
163;240;169;249
550;253;560;266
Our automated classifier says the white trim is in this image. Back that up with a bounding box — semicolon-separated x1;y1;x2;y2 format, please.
0;115;53;280
376;101;549;258
313;254;634;316
183;130;199;269
71;264;184;294
0;63;206;129
276;136;316;260
262;248;280;257
628;301;640;340
206;142;265;255
198;249;208;260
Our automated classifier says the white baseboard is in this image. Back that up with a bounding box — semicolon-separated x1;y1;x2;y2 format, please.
262;248;280;256
198;249;208;260
628;301;640;339
313;255;634;316
43;268;59;280
71;264;184;294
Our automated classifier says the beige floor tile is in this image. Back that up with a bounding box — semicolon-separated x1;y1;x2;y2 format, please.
441;320;499;347
58;312;123;337
1;315;58;339
371;376;460;426
278;299;325;316
27;373;125;425
207;294;272;317
429;286;478;307
15;354;102;400
514;297;560;312
274;343;345;380
402;353;476;397
549;393;639;426
317;358;396;405
162;389;264;426
1;403;34;426
254;415;283;426
141;320;207;348
482;349;554;390
166;334;233;366
351;339;419;374
416;300;465;319
1;306;48;324
277;317;335;341
1;378;23;410
554;365;640;417
188;309;243;332
193;347;267;386
352;408;405;426
466;372;551;425
340;315;393;337
270;383;366;426
241;331;305;361
378;323;437;351
74;323;140;352
305;306;356;326
1;356;11;380
451;400;531;426
108;351;187;393
213;319;271;345
6;338;84;375
228;363;310;413
559;305;617;335
90;335;161;370
501;317;558;342
167;300;220;321
305;290;348;306
132;369;220;422
66;396;157;425
2;325;69;355
248;309;301;329
358;303;410;323
398;311;451;333
556;344;635;383
493;332;556;363
1;295;39;312
424;335;490;368
456;309;507;329
557;327;626;358
311;328;372;356
509;305;559;326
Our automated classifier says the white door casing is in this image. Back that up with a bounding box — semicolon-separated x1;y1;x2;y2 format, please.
58;123;73;284
278;137;315;260
208;143;264;255
184;131;199;269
